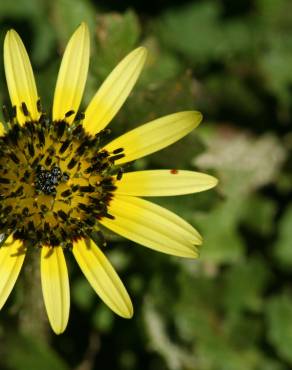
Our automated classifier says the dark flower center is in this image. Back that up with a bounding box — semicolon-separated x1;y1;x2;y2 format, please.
35;166;66;195
0;108;123;249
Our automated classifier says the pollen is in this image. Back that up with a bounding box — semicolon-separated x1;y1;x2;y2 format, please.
0;105;122;248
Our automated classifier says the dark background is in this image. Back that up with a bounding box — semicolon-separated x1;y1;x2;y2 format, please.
0;0;292;369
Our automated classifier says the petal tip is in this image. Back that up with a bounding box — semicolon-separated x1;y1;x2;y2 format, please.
210;176;219;188
121;303;134;319
5;29;13;37
51;323;67;335
5;29;20;43
113;293;133;319
187;247;201;259
203;174;219;190
132;46;148;65
4;30;11;47
191;110;203;127
72;22;89;43
78;21;89;34
137;46;148;55
194;239;203;247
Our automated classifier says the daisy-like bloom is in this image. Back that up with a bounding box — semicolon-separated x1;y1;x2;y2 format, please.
0;23;217;334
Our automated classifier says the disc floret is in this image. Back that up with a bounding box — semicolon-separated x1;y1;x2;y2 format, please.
0;104;123;248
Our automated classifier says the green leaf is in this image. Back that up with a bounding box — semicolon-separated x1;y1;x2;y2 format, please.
205;75;262;118
241;194;277;236
156;1;259;66
157;1;223;64
274;205;292;268
51;0;96;47
92;305;114;333
31;19;55;65
5;335;68;370
139;38;182;86
266;294;292;364
94;10;141;79
197;197;246;263
223;258;271;313
0;0;43;17
72;277;95;310
260;43;292;108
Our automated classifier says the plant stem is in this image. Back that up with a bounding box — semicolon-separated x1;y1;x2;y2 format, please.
19;250;48;342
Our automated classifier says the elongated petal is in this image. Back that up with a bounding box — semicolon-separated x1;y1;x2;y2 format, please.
73;238;133;318
115;170;218;196
104;111;202;164
41;246;70;334
0;235;25;309
53;23;90;123
0;123;5;137
100;195;201;258
83;47;147;135
4;30;39;124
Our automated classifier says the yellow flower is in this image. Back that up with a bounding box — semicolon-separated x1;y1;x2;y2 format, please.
0;23;217;334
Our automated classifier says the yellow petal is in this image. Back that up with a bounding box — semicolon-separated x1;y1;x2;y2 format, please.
83;47;147;135
0;122;5;137
100;195;201;258
0;235;25;309
40;246;70;334
53;23;90;123
4;30;39;124
104;111;202;164
115;170;218;196
73;238;133;318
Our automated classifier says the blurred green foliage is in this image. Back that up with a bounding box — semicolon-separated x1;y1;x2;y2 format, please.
0;0;292;369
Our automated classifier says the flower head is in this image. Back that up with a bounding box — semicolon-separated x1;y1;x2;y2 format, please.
0;23;217;334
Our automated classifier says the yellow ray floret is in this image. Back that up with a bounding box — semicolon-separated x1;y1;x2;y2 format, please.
100;195;202;258
40;246;70;334
73;238;133;318
83;47;147;135
0;235;25;309
53;22;90;123
104;111;202;164
115;170;218;196
4;30;39;124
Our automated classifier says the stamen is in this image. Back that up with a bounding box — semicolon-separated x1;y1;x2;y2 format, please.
0;178;10;184
57;210;67;221
8;152;20;164
61;189;72;198
37;98;42;113
65;110;75;118
37;129;45;147
110;153;125;162
67;157;78;170
79;185;95;193
72;124;84;137
103;212;115;220
59;140;71;154
113;148;124;154
75;112;85;121
21;102;29;117
57;121;66;138
28;142;35;157
117;168;124;181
